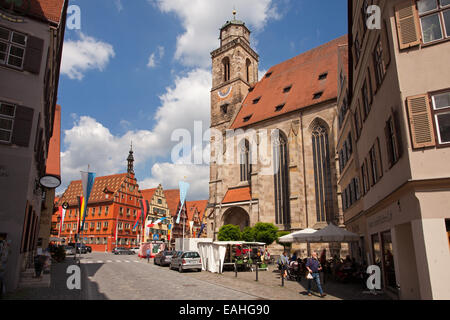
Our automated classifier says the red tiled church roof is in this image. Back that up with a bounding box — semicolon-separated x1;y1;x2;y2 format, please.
222;187;251;204
231;35;348;129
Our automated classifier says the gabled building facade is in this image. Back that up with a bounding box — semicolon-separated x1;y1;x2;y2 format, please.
141;185;172;243
57;148;143;252
341;0;450;299
0;0;68;292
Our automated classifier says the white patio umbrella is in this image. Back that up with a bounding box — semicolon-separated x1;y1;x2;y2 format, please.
307;223;360;243
278;228;317;243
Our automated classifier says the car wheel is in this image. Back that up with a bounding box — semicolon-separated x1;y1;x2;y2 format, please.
178;265;183;273
154;259;157;265
197;269;202;272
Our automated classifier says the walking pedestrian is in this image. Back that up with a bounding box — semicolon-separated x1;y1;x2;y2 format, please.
278;251;289;279
146;248;151;263
306;251;326;297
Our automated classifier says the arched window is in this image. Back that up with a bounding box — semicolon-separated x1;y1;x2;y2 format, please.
239;139;251;182
246;59;251;83
222;57;230;82
272;131;290;226
312;122;334;223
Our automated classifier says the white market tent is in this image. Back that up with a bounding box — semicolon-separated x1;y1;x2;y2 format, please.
197;241;266;274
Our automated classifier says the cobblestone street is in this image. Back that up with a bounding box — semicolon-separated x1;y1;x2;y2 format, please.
4;252;390;300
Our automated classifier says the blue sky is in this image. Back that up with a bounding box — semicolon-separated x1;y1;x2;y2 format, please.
58;0;347;200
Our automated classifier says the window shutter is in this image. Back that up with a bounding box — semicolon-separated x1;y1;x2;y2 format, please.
406;94;436;149
23;36;44;74
395;0;421;50
382;20;392;67
11;105;34;147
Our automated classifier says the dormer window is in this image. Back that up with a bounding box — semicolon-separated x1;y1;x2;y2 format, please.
319;72;328;80
283;85;292;93
243;115;253;122
275;104;285;112
253;97;261;104
265;72;273;78
313;92;323;100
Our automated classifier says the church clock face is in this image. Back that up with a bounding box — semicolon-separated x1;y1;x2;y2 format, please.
217;86;232;99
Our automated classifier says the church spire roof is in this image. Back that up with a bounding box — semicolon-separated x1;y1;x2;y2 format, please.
127;142;134;174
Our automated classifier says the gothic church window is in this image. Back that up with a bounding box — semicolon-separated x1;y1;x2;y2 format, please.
312;122;333;223
272;131;290;226
222;57;230;82
239;139;252;182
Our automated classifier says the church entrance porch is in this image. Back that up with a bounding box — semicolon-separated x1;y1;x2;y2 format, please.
222;207;250;231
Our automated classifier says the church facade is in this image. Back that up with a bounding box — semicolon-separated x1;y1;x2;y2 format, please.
206;18;348;244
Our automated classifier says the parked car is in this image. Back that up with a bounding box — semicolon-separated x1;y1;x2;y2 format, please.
154;250;174;266
75;243;88;254
170;251;202;273
114;247;133;255
64;246;76;255
85;245;92;253
130;247;140;254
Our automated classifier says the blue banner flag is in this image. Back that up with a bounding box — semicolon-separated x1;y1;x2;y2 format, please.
176;181;190;224
80;171;96;231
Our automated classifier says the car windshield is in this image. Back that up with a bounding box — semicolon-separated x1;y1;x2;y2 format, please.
164;251;174;256
183;252;200;258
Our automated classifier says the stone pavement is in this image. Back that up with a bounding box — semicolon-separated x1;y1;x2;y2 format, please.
3;257;84;300
186;264;391;300
2;254;391;300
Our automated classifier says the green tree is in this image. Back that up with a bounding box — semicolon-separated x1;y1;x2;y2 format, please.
252;222;279;245
241;226;255;242
217;225;241;241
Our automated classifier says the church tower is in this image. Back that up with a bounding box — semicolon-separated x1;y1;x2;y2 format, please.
207;12;259;238
127;143;134;175
210;11;259;130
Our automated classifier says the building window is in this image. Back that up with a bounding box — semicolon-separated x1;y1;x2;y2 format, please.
127;208;130;216
0;27;27;69
103;222;108;228
417;0;450;44
312;123;334;223
0;102;15;143
373;37;386;87
361;161;369;194
385;113;402;166
381;231;397;290
362;81;371;119
222;57;231;82
119;207;123;215
246;59;251;82
239;139;251;182
105;207;109;215
272;131;290;226
431;91;450;144
92;207;95;216
96;222;101;230
369;145;379;185
313;92;323;100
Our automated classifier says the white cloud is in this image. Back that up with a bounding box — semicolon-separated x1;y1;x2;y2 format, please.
61;32;115;80
114;0;123;12
147;46;165;68
140;163;209;200
150;0;281;68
